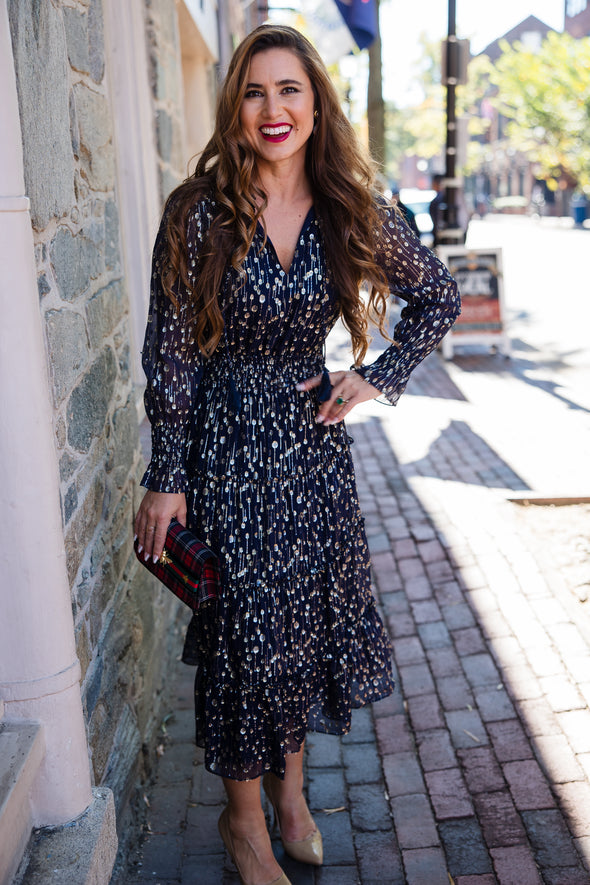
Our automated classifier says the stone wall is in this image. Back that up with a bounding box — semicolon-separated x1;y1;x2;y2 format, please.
8;0;187;831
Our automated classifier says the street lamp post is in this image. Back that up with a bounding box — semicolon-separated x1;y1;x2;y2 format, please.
442;0;465;244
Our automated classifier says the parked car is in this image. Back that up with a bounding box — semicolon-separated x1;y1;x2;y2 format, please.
399;188;436;247
492;195;528;214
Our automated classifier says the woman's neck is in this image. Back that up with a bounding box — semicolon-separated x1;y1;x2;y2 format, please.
255;160;312;208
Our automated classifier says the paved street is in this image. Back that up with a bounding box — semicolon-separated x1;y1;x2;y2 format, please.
116;218;590;884
453;215;590;497
466;215;590;416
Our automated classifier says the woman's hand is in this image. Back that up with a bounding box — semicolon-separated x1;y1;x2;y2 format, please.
296;370;381;425
134;491;187;562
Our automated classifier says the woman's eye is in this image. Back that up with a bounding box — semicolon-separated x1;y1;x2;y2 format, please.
243;86;299;99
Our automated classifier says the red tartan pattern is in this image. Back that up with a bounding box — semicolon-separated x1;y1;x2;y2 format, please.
135;519;219;610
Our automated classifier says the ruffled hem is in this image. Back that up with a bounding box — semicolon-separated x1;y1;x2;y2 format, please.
192;669;395;782
186;613;394;780
181;535;395;780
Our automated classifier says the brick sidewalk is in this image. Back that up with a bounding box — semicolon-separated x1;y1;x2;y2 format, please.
118;349;590;885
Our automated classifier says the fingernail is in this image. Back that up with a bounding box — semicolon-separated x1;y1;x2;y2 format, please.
152;555;159;563
144;551;150;562
134;533;137;542
315;414;325;423
137;544;143;554
295;382;304;391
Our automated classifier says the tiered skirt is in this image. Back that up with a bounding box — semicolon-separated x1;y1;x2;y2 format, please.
181;350;394;779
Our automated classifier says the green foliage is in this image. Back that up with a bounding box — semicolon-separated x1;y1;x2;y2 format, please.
490;31;590;194
457;54;495;177
403;33;446;160
459;54;494;137
384;103;416;180
402;93;445;162
383;29;590;192
379;34;448;179
388;34;489;173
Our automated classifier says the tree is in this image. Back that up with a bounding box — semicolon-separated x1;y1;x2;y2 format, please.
458;53;495;177
490;31;590;194
368;0;385;168
383;102;415;182
403;33;446;163
370;11;447;181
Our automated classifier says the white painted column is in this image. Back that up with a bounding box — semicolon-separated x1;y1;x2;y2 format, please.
0;0;93;826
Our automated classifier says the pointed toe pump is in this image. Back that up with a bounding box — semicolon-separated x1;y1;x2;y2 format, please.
262;774;324;867
218;806;292;885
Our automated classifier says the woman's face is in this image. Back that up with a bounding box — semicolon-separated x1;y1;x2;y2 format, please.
239;48;315;171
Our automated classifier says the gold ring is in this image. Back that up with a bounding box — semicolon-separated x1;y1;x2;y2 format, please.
336;396;348;405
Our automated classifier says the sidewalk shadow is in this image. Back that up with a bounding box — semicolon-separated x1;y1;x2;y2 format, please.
452;346;590;415
405;354;468;401
353;415;590;880
401;418;530;492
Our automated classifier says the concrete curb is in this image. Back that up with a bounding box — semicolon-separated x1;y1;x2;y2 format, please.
15;787;117;885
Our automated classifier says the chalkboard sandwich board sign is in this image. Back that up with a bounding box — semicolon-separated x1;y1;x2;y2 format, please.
437;246;510;358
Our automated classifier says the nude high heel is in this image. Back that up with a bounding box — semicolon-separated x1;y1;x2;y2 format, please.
218;806;291;885
262;774;323;866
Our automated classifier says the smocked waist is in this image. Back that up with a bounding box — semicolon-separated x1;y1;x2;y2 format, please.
206;349;324;387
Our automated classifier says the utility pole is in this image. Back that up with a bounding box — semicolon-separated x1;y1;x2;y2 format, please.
441;0;465;244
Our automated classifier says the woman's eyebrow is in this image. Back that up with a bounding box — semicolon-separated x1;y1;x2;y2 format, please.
245;78;305;88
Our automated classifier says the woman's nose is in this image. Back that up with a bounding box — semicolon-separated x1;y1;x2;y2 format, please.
262;92;280;117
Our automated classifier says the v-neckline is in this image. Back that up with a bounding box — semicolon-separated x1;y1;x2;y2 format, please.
257;206;315;276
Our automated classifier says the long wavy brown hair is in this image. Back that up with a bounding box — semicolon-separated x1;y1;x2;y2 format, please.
162;24;393;363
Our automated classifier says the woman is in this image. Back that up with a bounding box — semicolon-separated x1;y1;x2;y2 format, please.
135;24;459;885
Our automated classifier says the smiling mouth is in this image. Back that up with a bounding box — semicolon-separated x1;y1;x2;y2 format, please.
259;125;292;142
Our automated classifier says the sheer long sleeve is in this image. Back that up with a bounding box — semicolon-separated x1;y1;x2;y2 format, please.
141;204;209;492
354;207;460;405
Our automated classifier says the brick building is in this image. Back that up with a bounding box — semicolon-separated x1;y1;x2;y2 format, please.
565;0;590;36
465;16;557;216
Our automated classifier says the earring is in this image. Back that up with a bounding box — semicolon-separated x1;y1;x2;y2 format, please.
313;109;319;133
314;110;318;118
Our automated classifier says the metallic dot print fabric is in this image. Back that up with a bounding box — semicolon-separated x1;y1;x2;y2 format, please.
141;198;460;780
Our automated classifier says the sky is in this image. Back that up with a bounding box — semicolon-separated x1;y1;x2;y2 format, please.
381;0;565;104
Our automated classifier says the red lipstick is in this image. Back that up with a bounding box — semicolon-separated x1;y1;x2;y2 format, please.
259;124;292;142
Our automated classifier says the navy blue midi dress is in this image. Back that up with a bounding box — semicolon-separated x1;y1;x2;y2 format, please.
141;196;460;780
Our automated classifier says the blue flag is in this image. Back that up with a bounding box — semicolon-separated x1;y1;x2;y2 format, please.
334;0;378;50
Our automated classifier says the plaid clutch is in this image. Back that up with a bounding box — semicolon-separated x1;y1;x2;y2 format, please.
134;519;219;611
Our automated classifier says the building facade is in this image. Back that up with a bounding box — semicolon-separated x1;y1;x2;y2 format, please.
465;16;556;216
565;0;590;36
0;1;264;881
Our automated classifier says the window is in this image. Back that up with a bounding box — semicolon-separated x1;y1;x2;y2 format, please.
567;0;588;18
520;31;542;53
